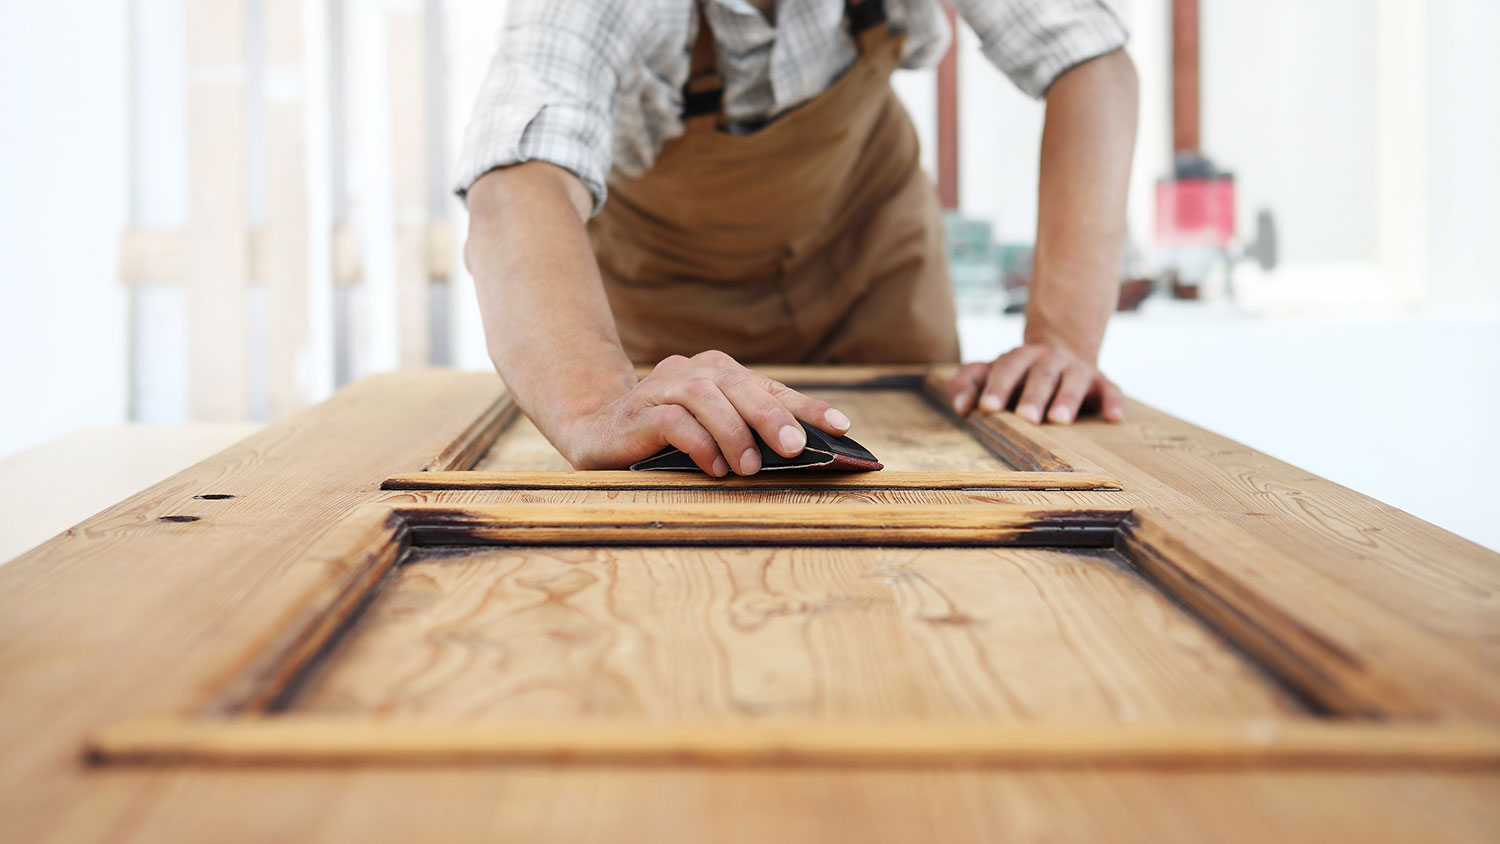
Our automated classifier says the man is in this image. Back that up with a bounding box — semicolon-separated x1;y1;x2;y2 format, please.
459;0;1136;476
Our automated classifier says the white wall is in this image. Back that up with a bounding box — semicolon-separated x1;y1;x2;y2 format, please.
130;0;192;423
1426;0;1500;313
0;0;132;454
1202;0;1380;266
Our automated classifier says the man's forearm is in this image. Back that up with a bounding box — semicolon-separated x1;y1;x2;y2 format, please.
1028;48;1138;362
463;162;851;472
464;163;637;438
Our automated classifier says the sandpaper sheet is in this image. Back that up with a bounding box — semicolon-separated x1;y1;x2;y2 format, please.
629;421;883;473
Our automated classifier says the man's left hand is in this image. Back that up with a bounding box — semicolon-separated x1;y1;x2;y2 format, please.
946;344;1125;425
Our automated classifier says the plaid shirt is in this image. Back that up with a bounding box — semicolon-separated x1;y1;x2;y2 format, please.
455;0;1129;214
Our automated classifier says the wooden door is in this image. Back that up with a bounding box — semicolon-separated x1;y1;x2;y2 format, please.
3;367;1498;842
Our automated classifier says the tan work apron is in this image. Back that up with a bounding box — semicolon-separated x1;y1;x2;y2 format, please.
587;0;960;365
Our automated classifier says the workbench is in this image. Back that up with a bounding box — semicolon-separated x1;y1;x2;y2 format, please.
1;367;1496;842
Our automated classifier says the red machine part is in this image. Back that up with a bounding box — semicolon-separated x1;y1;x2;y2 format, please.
1155;176;1236;249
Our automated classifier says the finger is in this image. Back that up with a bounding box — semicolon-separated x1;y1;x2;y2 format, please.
946;362;991;415
757;375;851;443
693;351;838;455
718;373;812;462
1046;365;1096;425
1097;378;1126;422
979;346;1044;413
1014;353;1067;424
661;374;760;475
649;405;728;476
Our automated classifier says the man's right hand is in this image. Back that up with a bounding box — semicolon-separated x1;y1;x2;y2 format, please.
555;350;852;476
465;165;846;477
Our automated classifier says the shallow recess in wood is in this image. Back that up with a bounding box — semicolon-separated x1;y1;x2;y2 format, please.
86;500;1500;769
158;515;201;523
450;369;1108;479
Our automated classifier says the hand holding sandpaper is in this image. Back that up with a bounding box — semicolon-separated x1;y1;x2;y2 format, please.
544;352;861;475
631;421;883;473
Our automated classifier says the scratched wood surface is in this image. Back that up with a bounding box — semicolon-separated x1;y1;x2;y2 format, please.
3;367;1500;842
472;388;1014;473
287;545;1302;722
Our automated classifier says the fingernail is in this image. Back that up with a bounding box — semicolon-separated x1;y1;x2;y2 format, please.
979;394;1001;412
1018;404;1040;423
825;408;851;431
779;424;805;454
1051;407;1073;424
740;447;760;475
952;394;967;413
711;456;729;477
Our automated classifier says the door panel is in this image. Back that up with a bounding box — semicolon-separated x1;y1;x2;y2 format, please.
10;368;1500;843
285;544;1304;722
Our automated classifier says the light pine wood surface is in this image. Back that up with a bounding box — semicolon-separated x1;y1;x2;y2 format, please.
383;469;1125;490
91;717;1500;767
0;424;261;565
288;545;1301;722
2;368;1498;842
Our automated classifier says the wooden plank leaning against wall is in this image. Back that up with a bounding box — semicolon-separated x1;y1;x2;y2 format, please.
183;0;251;421
264;0;310;418
120;0;458;422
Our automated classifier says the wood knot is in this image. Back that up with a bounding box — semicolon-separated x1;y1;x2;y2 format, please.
920;613;974;627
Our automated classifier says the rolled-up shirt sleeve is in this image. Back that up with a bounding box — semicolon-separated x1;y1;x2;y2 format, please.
953;0;1130;99
453;0;634;214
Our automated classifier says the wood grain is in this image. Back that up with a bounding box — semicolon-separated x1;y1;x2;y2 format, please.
0;424;261;565
7;366;1500;842
284;545;1299;722
23;768;1500;844
1032;398;1500;718
90;718;1500;768
202;505;408;717
375;486;1108;508
1118;507;1500;719
470;405;572;471
935;394;1500;719
0;371;506;820
396;502;1128;547
419;390;517;472
384;470;1124;491
923;370;1094;472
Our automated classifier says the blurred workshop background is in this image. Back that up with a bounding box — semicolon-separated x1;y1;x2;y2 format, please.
1;0;1497;556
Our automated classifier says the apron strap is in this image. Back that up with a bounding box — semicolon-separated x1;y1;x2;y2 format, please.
682;2;724;120
847;0;891;54
846;0;887;37
680;0;890;121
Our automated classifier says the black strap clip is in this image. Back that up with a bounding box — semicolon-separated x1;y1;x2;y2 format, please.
682;78;724;119
846;0;888;36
